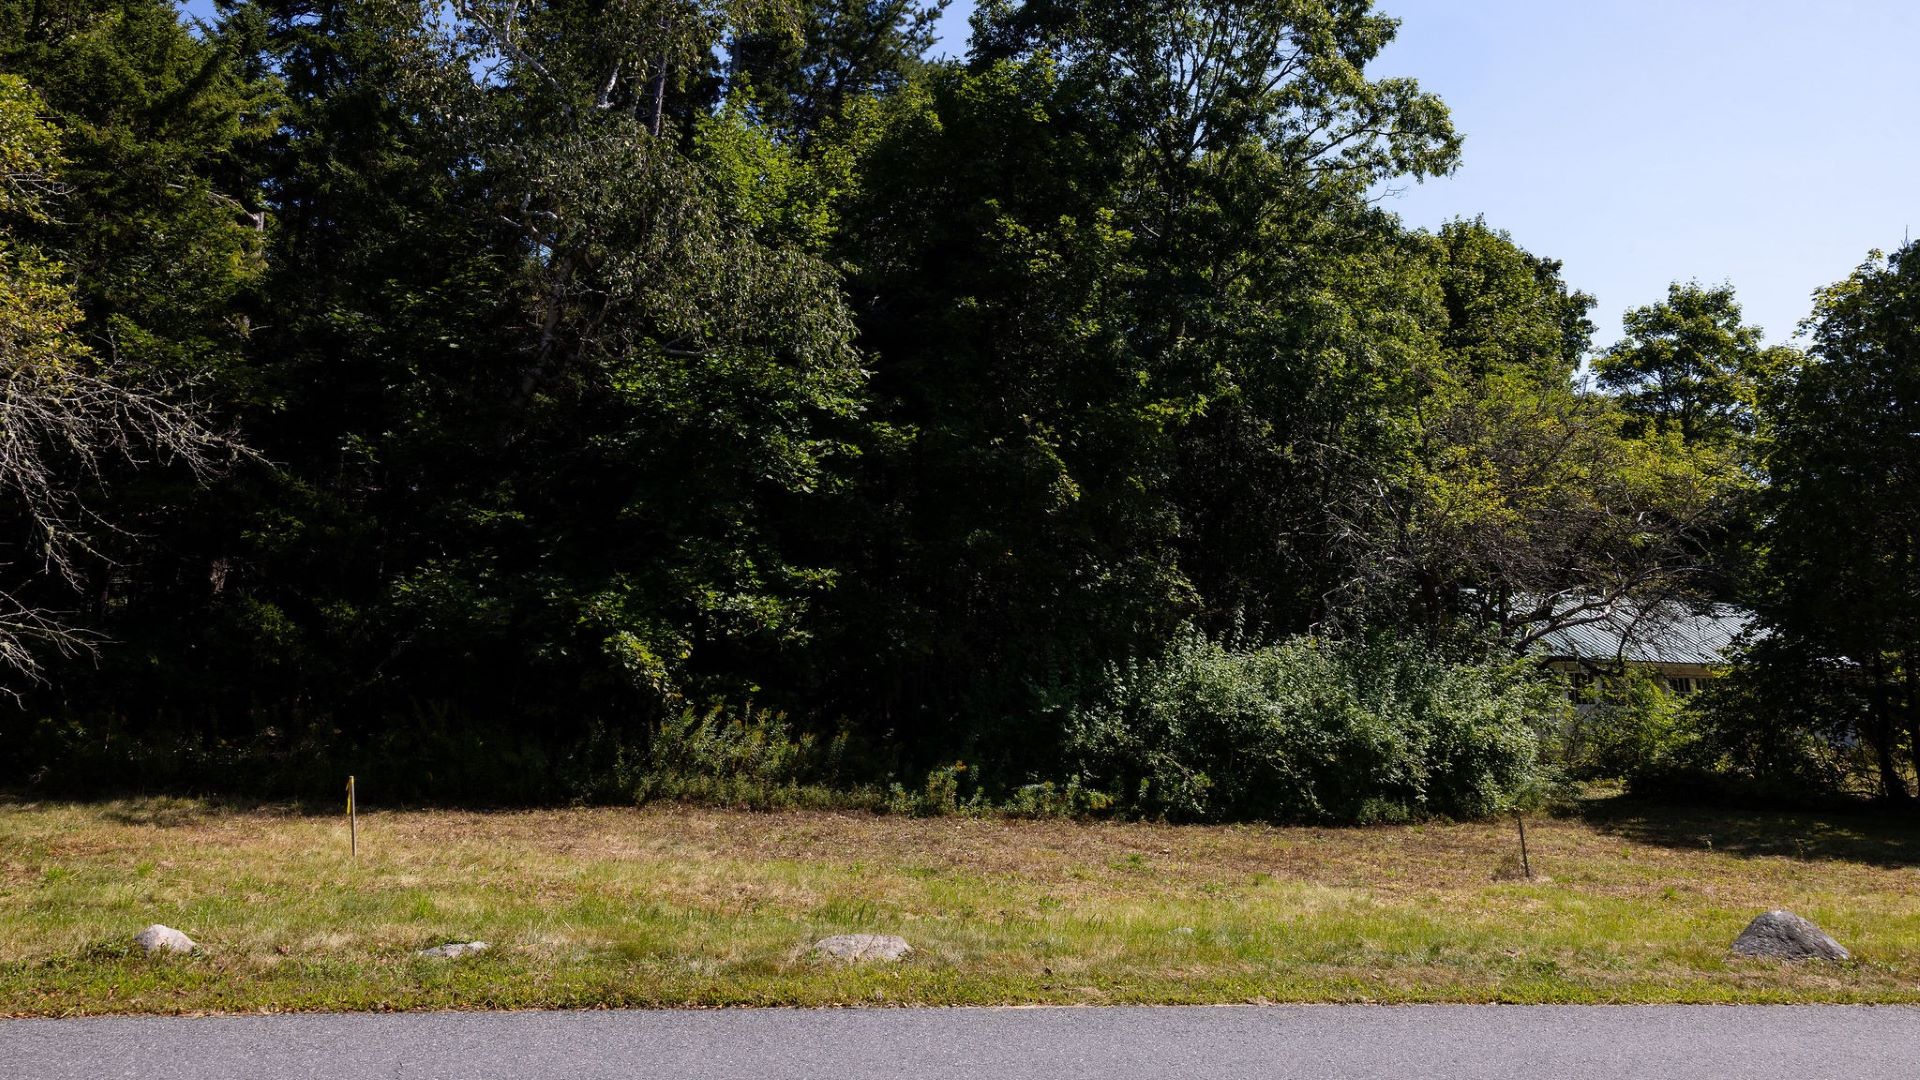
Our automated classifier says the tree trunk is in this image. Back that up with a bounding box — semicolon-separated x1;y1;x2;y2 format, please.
1869;658;1911;802
648;54;667;137
1905;651;1920;803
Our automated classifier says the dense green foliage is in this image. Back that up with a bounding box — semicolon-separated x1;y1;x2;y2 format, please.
1558;670;1689;783
0;0;1912;816
1697;244;1920;803
1065;629;1557;823
1596;282;1794;449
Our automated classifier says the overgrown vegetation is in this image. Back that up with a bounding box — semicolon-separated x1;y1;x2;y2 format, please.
1559;671;1692;783
0;0;1915;816
1066;630;1558;824
628;707;869;810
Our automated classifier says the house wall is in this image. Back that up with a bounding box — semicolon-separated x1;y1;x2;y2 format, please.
1547;659;1724;698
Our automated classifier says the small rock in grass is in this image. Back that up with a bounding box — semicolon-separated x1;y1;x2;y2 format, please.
812;934;912;962
1170;927;1196;936
134;925;196;955
416;941;490;960
1731;910;1849;962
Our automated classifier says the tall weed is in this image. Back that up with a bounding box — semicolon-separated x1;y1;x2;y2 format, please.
633;705;882;810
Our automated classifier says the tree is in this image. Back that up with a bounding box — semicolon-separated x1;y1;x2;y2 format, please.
0;0;1804;805
1427;217;1592;386
1326;223;1742;648
0;0;318;734
1744;243;1920;801
0;74;231;683
0;0;276;381
727;0;948;142
1595;282;1794;449
812;0;1461;761
10;0;876;789
341;0;868;729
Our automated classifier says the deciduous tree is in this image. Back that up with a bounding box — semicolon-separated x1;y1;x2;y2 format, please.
0;74;232;683
1745;244;1920;801
1596;282;1794;449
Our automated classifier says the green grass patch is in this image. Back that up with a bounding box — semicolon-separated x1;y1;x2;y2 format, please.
1;795;1917;1015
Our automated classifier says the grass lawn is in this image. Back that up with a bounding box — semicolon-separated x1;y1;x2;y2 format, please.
2;795;1918;1015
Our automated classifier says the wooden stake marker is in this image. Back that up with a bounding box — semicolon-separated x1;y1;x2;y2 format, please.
1515;812;1531;879
347;775;358;859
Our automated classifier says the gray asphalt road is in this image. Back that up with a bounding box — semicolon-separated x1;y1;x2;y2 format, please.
4;1005;1917;1080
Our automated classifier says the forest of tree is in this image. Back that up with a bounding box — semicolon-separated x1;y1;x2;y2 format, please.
1;0;1915;813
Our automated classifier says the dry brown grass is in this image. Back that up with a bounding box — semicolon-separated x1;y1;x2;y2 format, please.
2;796;1917;1015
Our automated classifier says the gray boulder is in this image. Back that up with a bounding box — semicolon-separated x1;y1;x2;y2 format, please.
416;941;490;960
134;925;196;955
811;934;912;962
1731;910;1850;961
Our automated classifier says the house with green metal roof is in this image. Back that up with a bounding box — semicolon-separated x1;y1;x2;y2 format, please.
1532;602;1755;697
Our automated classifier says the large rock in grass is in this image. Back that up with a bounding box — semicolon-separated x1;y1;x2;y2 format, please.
1731;910;1850;961
134;925;196;955
811;934;912;962
416;941;490;960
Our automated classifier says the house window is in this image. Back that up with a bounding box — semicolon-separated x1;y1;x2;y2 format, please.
1565;671;1592;702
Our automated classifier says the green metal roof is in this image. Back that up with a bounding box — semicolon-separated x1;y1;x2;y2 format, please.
1532;602;1754;666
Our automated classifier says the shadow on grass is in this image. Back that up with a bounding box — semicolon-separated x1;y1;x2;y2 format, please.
0;774;669;819
1579;795;1920;869
0;791;348;825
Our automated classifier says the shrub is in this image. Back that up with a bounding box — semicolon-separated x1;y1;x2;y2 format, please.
1558;669;1694;781
1661;638;1875;799
1063;628;1561;824
631;705;885;811
1002;777;1114;819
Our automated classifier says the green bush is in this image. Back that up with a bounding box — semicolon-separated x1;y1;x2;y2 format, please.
1002;777;1115;819
1063;629;1561;824
1663;638;1874;798
1558;669;1694;781
631;705;885;811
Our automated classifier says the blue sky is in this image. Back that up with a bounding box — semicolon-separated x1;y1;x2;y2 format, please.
934;1;1920;346
183;0;1915;345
